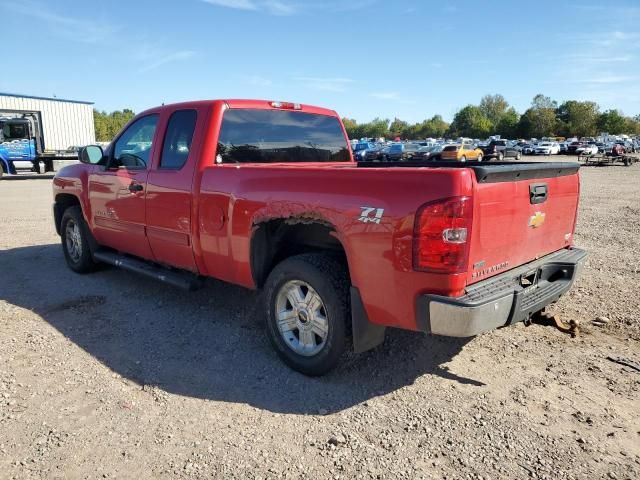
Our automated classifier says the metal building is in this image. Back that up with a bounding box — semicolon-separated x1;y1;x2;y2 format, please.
0;92;95;151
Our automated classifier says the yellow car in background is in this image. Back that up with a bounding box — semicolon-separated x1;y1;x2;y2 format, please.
440;142;483;161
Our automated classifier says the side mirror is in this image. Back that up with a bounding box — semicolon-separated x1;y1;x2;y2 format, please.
79;145;104;165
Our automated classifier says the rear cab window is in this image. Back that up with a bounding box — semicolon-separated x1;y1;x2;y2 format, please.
217;109;349;163
160;109;197;169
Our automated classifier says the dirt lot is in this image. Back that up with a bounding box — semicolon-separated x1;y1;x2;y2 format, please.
1;160;639;480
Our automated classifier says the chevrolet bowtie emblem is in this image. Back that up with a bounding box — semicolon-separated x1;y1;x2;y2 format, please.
529;211;546;228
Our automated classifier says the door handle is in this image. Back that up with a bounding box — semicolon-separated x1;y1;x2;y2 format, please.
128;182;144;193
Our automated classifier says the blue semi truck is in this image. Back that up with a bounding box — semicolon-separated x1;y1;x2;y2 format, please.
0;113;79;178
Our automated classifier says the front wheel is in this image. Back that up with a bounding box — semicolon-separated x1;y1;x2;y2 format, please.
460;155;467;162
264;253;349;376
516;152;522;160
497;152;504;161
476;154;483;162
61;206;99;273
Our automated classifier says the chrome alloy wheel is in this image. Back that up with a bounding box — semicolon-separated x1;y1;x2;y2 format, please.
275;280;329;357
65;220;82;263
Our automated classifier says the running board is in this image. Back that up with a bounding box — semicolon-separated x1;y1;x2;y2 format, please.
93;250;203;291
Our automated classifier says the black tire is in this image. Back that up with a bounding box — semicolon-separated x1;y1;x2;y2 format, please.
60;206;99;273
497;152;504;161
460;155;467;162
476;153;483;162
264;253;349;376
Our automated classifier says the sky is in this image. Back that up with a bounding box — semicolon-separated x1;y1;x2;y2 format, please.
2;0;640;122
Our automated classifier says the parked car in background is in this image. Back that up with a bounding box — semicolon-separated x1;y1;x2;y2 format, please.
559;142;569;154
479;139;522;161
413;145;443;161
440;142;483;161
534;142;560;155
363;145;385;161
522;144;536;155
352;142;375;161
567;141;584;154
383;143;405;161
576;143;598;155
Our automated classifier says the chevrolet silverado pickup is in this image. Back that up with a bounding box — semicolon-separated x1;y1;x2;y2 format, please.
52;99;586;375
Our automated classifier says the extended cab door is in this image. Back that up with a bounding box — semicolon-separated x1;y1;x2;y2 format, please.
88;114;159;260
144;107;204;272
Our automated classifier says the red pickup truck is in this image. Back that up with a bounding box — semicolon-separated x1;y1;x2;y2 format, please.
53;99;586;375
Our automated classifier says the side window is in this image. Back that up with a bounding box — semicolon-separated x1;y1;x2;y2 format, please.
160;110;197;169
113;114;159;169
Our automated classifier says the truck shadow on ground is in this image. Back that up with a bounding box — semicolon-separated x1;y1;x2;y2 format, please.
1;244;483;415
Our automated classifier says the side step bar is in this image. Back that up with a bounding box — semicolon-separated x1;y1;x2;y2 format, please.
93;250;203;291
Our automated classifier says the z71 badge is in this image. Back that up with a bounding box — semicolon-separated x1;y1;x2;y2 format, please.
358;207;384;224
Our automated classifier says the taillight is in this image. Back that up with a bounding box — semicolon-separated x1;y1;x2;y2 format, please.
413;196;472;274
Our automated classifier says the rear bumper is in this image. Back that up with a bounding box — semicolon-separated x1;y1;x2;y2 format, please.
416;247;587;337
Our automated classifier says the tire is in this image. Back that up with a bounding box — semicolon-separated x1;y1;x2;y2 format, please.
60;206;99;273
476;154;483;162
516;152;522;160
460;155;467;162
497;152;504;161
263;253;349;376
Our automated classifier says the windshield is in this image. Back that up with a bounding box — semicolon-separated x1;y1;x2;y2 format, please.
217;109;349;163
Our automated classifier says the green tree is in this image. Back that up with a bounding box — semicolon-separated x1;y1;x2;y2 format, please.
93;109;135;142
556;100;599;138
414;115;449;138
448;105;492;138
479;94;509;127
517;94;557;138
360;117;390;139
389;118;410;139
342;118;361;139
596;109;627;135
494;107;520;138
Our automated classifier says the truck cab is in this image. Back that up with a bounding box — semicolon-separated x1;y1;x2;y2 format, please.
0;117;37;176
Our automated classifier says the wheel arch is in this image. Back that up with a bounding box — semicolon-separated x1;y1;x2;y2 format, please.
249;216;351;289
53;193;82;235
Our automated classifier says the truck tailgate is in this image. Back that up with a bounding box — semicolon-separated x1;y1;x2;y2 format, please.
467;167;580;286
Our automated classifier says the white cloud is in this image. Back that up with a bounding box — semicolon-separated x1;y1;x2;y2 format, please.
202;0;296;15
0;0;116;43
295;77;353;92
574;75;637;85
370;92;400;100
201;0;259;10
133;47;197;73
201;0;376;15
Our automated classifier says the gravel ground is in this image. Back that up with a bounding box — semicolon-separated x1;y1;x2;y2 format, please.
0;159;639;480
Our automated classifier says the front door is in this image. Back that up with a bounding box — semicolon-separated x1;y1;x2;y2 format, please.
88;114;159;260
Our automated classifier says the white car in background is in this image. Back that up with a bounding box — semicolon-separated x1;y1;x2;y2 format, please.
576;143;599;155
534;142;560;155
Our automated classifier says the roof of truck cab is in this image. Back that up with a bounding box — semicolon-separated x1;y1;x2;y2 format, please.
136;99;339;118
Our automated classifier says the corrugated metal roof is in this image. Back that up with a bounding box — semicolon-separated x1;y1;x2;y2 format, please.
0;92;94;105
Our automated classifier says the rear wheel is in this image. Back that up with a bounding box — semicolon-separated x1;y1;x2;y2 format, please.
61;206;99;273
497;152;504;161
460;155;467;162
476;153;483;162
264;253;349;376
516;152;522;160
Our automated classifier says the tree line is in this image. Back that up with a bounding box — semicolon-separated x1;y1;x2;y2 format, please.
93;109;135;142
343;94;640;140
